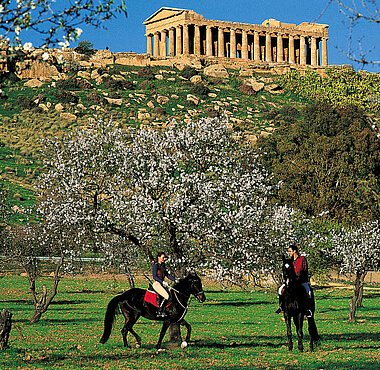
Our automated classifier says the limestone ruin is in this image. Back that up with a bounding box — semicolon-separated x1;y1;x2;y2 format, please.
144;7;329;67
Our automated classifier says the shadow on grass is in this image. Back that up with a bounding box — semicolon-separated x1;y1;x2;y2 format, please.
205;300;271;307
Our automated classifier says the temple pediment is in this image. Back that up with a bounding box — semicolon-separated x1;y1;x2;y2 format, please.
143;7;187;25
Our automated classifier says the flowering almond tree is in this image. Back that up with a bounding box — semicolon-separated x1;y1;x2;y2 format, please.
329;221;380;322
0;0;127;51
37;116;277;282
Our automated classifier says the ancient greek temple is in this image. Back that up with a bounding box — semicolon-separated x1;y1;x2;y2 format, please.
144;7;329;66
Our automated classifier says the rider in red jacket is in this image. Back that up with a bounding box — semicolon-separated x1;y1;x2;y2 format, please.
276;245;313;317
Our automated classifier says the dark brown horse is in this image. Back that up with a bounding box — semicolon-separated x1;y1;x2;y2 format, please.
281;257;320;351
100;273;206;351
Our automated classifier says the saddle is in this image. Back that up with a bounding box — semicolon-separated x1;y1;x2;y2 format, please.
143;285;173;308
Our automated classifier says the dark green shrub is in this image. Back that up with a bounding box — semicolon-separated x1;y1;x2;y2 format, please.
102;77;135;91
74;41;96;56
53;90;79;104
87;93;105;105
280;105;299;116
18;96;37;110
139;80;153;90
180;65;198;80
262;108;279;120
154;107;166;115
55;77;81;91
190;84;210;97
77;79;93;89
138;68;155;80
205;107;219;117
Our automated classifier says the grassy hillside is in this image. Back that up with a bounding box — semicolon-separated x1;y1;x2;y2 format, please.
0;63;379;210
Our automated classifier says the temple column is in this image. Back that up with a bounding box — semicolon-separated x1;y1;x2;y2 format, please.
194;24;201;55
242;29;248;59
168;28;175;56
218;27;225;57
322;37;328;66
183;24;189;55
311;36;317;65
146;34;153;55
154;32;160;56
230;28;237;58
288;34;295;63
277;33;283;62
254;31;260;61
176;26;182;55
265;32;272;62
160;30;167;57
300;35;306;65
206;25;213;56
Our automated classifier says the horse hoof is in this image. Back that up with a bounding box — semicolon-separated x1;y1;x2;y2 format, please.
157;348;166;353
181;341;188;349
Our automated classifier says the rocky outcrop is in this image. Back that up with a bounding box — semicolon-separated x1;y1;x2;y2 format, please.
203;64;229;79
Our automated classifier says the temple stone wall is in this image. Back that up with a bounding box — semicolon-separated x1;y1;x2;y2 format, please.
144;7;329;67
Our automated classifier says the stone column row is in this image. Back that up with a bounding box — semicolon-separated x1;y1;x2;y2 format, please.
146;26;328;66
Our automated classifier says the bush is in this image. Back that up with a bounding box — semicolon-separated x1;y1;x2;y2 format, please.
138;68;155;80
87;93;105;105
262;108;279;120
154;107;166;115
76;79;93;89
74;41;95;57
205;107;219;117
102;77;135;91
280;105;299;116
55;77;81;91
180;66;198;80
190;84;210;97
18;96;37;110
53;90;79;104
139;80;153;90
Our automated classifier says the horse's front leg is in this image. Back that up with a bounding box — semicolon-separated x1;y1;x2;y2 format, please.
156;320;170;351
178;319;192;348
294;314;304;352
284;312;293;351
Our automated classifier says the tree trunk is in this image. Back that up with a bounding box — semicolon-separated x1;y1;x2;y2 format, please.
357;282;364;307
349;271;366;323
28;255;63;323
0;309;12;350
124;265;135;288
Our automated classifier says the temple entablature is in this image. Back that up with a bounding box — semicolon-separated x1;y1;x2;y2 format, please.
144;7;329;66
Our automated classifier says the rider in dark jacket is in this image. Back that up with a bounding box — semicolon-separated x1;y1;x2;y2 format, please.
152;252;176;317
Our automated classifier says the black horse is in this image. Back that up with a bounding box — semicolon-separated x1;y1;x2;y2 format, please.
281;257;320;352
100;273;206;351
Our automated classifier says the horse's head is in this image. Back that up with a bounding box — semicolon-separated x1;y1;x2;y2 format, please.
185;272;206;302
282;255;296;286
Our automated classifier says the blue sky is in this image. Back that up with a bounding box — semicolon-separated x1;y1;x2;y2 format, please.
25;0;380;72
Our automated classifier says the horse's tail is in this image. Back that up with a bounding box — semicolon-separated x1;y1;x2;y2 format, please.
307;316;321;342
99;294;122;344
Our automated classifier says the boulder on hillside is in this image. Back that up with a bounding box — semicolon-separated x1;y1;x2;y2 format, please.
203;65;229;79
244;78;264;92
17;58;60;80
156;95;170;104
24;79;43;88
190;75;203;85
60;112;77;122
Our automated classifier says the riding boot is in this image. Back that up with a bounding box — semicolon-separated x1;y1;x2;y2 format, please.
305;298;313;318
156;298;166;318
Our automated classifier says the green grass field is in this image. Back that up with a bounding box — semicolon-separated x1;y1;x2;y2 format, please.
1;272;380;369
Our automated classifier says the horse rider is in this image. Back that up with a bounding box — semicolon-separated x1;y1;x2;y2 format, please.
276;245;313;317
152;252;176;317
